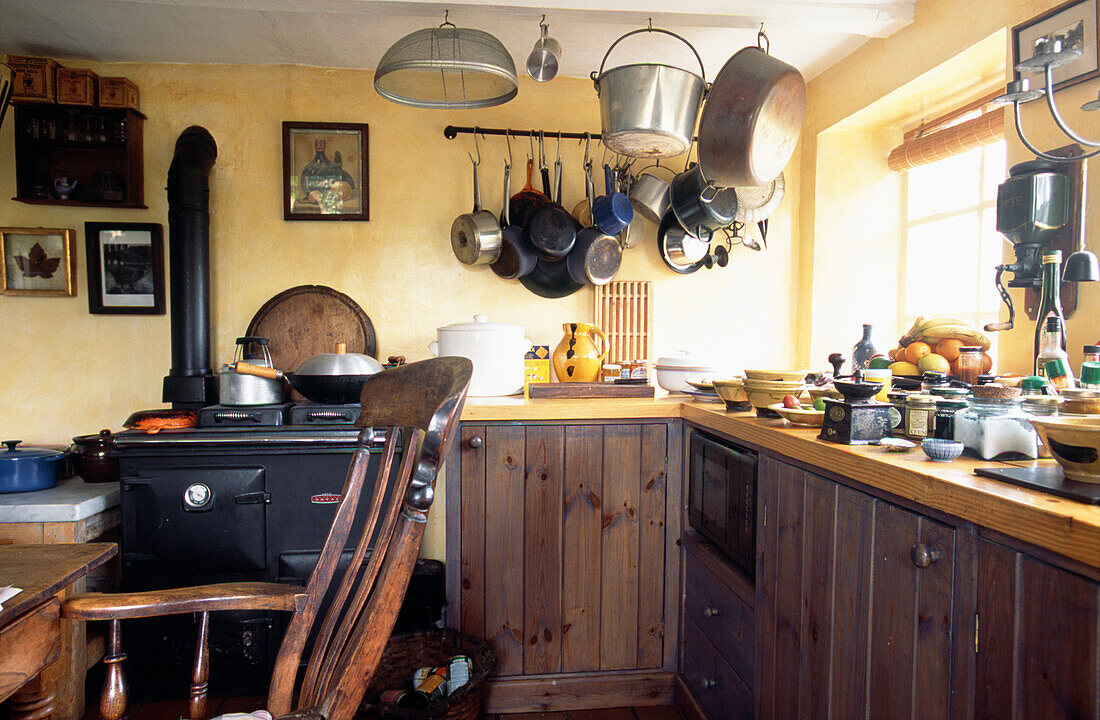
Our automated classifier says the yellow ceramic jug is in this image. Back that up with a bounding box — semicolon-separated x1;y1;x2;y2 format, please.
553;322;609;382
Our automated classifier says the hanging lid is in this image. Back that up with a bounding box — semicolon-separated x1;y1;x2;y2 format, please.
1;440;66;462
374;22;518;109
438;314;524;334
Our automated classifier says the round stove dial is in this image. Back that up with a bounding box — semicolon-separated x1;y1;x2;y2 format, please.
184;483;212;509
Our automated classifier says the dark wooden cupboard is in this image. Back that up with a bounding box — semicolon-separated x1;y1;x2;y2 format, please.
446;421;682;712
754;457;973;720
975;537;1100;720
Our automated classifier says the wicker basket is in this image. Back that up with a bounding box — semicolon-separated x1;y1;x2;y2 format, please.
359;629;496;720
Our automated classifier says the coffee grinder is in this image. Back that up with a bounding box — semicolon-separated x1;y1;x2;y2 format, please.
818;371;892;445
984;159;1070;333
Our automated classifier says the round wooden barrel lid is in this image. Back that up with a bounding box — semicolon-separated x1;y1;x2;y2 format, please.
246;285;377;374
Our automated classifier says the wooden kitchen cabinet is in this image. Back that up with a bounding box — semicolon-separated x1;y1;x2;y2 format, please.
975;537;1100;719
754;457;973;720
446;421;682;712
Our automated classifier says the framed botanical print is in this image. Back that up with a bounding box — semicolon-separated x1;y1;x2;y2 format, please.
0;227;76;296
282;121;369;221
84;222;165;314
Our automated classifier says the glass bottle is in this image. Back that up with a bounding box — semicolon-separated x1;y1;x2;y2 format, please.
299;140;340;201
851;324;878;371
1044;359;1076;391
1033;250;1067;373
1084;345;1100;365
1036;316;1071;380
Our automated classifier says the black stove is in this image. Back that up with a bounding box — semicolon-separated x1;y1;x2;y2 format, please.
113;407;437;699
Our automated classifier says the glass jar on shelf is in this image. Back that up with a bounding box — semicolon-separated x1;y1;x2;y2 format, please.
955;386;1038;460
956;346;984;385
905;394;938;440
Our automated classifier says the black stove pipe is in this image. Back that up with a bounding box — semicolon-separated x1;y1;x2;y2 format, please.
162;126;218;408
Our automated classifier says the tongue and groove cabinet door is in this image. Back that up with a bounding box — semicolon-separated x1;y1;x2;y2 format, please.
756;458;967;720
975;537;1100;720
453;422;671;680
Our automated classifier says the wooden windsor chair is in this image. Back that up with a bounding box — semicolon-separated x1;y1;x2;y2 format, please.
62;356;474;720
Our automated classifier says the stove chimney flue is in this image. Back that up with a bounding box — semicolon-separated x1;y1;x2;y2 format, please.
162;125;218;408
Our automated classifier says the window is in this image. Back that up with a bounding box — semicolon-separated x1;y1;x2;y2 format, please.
901;141;1006;356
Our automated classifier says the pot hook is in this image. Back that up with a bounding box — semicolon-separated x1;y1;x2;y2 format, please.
468;126;481;167
757;24;770;54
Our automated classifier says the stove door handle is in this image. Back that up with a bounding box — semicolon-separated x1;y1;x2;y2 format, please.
234;491;272;505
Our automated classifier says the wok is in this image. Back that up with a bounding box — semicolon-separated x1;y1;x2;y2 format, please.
236;342;383;404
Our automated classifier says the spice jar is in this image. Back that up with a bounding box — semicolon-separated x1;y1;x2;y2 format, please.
1083;345;1100;365
1081;362;1100;390
1044;358;1076;391
955;386;1037;460
933;398;967;440
921;372;950;394
956;346;984;385
905;394;938;440
888;391;909;434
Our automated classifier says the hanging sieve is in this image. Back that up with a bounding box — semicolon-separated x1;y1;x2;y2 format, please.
374;14;518;109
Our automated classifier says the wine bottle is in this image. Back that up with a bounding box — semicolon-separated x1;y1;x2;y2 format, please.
1033;250;1068;374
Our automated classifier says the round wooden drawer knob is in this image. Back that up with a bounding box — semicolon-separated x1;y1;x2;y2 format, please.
702;606;721;618
467;436;483;449
910;542;942;568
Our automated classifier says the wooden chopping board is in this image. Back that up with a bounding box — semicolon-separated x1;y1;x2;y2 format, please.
246;285;377;375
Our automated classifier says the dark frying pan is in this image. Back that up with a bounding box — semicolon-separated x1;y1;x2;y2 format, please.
519;256;584;298
524;161;576;259
492;161;537;279
509;159;550;228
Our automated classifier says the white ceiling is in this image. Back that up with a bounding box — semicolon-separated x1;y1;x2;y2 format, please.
0;0;914;84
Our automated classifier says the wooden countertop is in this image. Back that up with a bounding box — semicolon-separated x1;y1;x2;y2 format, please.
460;394;1100;570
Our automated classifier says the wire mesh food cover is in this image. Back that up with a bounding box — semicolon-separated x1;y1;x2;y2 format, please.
374;26;518;109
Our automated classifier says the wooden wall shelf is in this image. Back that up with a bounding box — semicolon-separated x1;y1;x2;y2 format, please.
12;104;146;208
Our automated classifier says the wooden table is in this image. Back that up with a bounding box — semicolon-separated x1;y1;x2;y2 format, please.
0;543;117;720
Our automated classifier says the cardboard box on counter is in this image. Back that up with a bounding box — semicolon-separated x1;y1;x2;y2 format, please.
525;345;550;390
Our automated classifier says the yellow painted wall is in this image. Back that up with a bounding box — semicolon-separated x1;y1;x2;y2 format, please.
798;0;1100;373
0;63;801;556
0;63;800;446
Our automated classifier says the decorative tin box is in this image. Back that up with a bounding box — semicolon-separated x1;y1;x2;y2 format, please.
57;68;99;106
99;77;139;110
7;55;61;103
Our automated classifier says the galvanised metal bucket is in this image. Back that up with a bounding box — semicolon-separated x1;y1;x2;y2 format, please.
591;28;707;159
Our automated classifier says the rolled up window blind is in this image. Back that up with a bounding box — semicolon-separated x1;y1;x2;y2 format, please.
888;92;1004;172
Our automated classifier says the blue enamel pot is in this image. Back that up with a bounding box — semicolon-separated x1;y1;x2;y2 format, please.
592;163;634;236
0;440;67;493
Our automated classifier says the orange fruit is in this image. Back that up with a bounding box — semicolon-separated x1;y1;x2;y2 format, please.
936;338;965;362
905;341;932;365
888;347;899;361
982;352;993;374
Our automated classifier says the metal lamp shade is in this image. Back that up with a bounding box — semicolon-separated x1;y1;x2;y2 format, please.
374;26;518;109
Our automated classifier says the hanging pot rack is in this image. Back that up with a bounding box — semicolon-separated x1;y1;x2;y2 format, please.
444;125;603;141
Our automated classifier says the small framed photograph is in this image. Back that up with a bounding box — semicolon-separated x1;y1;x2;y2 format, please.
84;222;165;315
282;121;369;221
1014;0;1100;91
0;227;76;297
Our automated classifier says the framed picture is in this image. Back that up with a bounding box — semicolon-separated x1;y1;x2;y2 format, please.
1014;0;1100;91
0;227;76;297
282;121;369;221
84;222;165;315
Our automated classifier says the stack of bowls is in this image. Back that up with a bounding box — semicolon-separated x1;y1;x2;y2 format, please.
654;352;726;393
742;369;808;417
712;377;750;412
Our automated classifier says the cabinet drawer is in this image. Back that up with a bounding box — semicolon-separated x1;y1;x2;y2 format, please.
0;598;62;700
683;541;753;686
682;617;752;720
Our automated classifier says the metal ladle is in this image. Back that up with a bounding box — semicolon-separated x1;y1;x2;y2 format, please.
526;17;562;82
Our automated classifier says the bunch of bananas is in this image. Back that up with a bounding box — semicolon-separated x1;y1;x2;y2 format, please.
898;316;991;351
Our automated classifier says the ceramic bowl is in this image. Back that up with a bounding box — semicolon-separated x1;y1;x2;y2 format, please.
712;378;747;401
746;387;805;416
921;438;964;462
744;369;808;382
807;385;844;402
768;403;825;427
1029;416;1100;483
